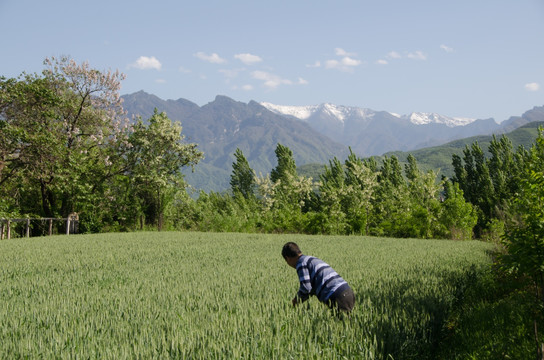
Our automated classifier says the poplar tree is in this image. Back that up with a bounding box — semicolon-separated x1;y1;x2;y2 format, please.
230;148;255;199
270;143;297;185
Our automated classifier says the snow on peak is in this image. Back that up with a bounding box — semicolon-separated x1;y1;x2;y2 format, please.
260;102;375;125
259;102;316;120
261;102;476;128
401;112;476;127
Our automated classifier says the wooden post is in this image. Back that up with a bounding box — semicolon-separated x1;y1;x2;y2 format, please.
7;220;11;240
48;219;53;236
0;222;4;240
26;219;30;238
66;217;71;235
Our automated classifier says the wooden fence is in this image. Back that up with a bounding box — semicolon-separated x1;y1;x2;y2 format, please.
0;214;79;240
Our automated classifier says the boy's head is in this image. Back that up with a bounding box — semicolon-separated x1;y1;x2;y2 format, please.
282;242;302;268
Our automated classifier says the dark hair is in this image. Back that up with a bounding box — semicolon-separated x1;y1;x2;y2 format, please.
282;242;301;259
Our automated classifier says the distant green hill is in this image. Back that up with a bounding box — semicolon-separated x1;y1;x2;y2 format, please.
384;121;543;178
298;122;543;181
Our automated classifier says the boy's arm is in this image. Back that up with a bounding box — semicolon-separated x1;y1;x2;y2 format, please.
294;261;311;304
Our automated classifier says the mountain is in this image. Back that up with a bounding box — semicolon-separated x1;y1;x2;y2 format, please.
121;91;349;192
260;102;539;156
121;91;543;193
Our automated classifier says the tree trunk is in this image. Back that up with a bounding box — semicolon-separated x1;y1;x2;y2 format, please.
40;181;53;217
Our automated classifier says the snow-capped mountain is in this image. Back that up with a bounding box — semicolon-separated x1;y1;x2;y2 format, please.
400;112;476;127
260;102;500;156
260;102;476;128
260;102;377;125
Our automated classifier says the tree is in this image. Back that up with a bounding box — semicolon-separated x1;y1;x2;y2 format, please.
500;128;544;359
404;154;419;183
270;143;297;185
344;149;378;235
256;143;314;233
404;157;444;238
0;56;129;220
230;148;255;199
317;157;348;234
126;109;202;230
440;181;477;240
372;155;410;237
452;142;495;237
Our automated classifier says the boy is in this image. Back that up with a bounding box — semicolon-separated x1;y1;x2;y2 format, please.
282;242;355;315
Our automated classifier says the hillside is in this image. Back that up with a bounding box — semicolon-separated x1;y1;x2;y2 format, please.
122;92;543;192
122;91;349;192
375;121;544;179
298;122;543;181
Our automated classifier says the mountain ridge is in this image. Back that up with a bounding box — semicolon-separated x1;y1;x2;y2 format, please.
121;91;543;192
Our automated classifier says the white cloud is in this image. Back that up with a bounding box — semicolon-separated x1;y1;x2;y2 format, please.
525;82;540;91
251;71;294;89
234;53;263;65
376;59;388;65
335;48;356;57
319;48;363;72
178;66;191;73
342;56;361;67
407;51;427;60
194;52;226;64
241;84;253;91
325;57;361;72
129;56;162;70
252;71;292;89
155;78;166;84
440;44;454;53
306;61;321;68
297;77;308;85
387;51;402;59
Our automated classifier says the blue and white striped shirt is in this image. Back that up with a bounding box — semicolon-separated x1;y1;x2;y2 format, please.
295;255;350;303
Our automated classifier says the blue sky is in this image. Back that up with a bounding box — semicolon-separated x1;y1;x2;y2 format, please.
1;0;543;122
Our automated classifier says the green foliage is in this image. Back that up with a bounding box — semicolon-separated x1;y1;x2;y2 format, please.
383;121;543;180
1;57;129;219
496;128;544;359
501;129;544;299
0;232;493;359
230;148;256;199
440;182;478;240
438;264;543;359
270;143;297;184
126;108;202;230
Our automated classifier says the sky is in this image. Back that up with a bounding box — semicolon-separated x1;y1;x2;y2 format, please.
1;0;543;122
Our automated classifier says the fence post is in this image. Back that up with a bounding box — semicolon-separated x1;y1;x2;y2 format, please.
48;219;53;236
0;222;3;240
26;219;30;238
7;220;11;240
66;217;71;235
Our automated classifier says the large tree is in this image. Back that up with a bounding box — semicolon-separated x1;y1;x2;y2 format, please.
126;109;202;230
0;56;129;218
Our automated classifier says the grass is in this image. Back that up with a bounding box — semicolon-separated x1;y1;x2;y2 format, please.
0;232;496;359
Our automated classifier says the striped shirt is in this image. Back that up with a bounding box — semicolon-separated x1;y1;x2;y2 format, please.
295;255;350;303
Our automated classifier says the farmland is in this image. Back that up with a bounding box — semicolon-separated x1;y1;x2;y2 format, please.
0;232;492;359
